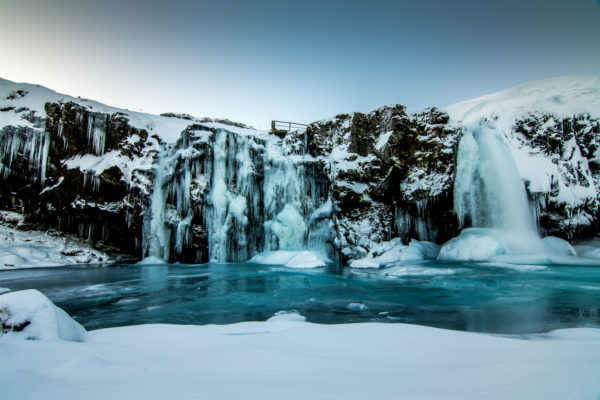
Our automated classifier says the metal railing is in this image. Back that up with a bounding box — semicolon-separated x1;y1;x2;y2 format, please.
271;120;308;133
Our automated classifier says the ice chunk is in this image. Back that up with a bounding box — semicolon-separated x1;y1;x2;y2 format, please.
349;238;440;268
267;311;306;323
347;302;369;311
0;289;86;341
135;256;169;265
542;236;577;257
438;230;506;262
285;251;326;268
438;228;552;262
349;258;381;269
250;250;328;268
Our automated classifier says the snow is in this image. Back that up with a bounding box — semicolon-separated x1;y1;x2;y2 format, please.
437;228;589;265
0;78;190;143
250;250;329;268
0;289;86;341
0;78;270;148
375;130;393;151
446;76;600;126
0;299;599;400
0;218;110;269
349;238;440;269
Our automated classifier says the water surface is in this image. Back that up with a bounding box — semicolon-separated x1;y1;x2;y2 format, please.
0;261;599;334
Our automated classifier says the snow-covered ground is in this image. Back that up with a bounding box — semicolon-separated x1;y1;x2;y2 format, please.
0;290;598;400
0;212;111;269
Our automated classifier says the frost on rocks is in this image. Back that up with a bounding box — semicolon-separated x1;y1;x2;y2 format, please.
1;76;600;264
306;105;459;260
0;289;86;341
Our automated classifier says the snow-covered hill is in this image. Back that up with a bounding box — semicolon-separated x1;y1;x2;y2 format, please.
445;76;600;126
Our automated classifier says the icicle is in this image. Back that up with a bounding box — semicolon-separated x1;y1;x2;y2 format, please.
87;115;106;156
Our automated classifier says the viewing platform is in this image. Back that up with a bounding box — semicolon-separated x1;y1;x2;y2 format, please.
271;120;307;138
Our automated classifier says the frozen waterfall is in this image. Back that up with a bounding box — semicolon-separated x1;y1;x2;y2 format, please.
142;128;333;263
440;123;571;262
453;125;536;232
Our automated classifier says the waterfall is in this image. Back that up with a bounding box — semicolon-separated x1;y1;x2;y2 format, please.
440;123;564;262
143;128;333;263
453;125;536;232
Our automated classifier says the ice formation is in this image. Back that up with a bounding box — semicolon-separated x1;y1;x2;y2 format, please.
142;127;333;263
440;121;576;263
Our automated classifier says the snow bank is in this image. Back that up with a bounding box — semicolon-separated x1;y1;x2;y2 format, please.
250;250;329;268
0;312;598;400
0;289;86;341
0;220;110;269
349;238;440;268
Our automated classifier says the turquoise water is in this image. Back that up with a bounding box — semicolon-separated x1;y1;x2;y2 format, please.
1;260;599;333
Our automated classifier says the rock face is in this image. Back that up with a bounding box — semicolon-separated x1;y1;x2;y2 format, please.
1;76;600;264
514;113;600;238
304;106;460;260
1;100;155;256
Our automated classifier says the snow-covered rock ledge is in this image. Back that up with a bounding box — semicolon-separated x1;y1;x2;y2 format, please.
0;211;112;269
0;289;599;400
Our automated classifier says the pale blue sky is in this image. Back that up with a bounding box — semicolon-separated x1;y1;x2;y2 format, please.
1;0;599;128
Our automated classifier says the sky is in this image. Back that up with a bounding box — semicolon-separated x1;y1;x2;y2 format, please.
1;0;599;129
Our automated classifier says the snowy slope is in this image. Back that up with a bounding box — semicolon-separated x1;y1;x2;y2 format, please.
0;78;264;143
445;76;600;126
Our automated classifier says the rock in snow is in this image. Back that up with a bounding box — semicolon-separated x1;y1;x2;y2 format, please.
0;289;86;341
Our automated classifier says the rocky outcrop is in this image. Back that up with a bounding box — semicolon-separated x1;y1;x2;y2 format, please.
514;113;600;238
304;106;460;260
0;101;157;256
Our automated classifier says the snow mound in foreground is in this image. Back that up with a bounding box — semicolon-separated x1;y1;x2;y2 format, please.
0;289;86;342
250;251;329;268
